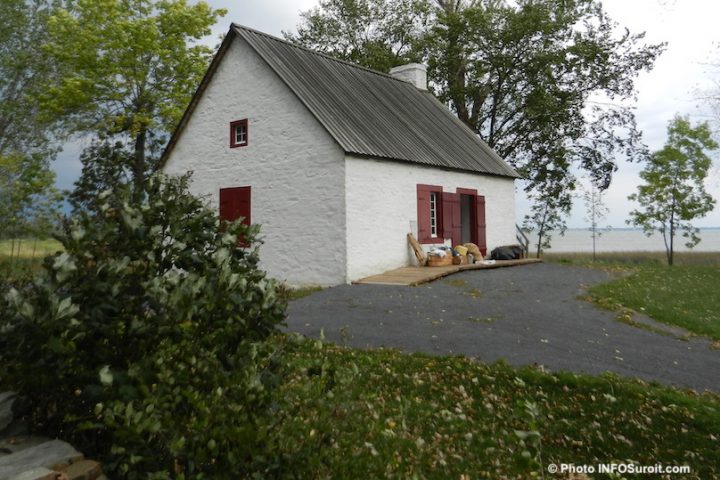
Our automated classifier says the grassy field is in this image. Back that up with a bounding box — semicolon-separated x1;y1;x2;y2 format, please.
0;238;62;282
0;238;62;259
269;335;720;479
542;250;720;266
543;252;720;341
589;265;720;340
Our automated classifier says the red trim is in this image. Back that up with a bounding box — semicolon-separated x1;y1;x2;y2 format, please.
456;187;478;196
230;119;249;148
476;195;487;256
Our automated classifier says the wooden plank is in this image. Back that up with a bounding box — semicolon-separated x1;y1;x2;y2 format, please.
353;258;542;286
407;233;426;266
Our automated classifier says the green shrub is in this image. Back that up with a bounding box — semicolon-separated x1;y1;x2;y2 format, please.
0;174;286;478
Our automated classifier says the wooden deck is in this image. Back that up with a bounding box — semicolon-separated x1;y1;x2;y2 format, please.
353;258;542;286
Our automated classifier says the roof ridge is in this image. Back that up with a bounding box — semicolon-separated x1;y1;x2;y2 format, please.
231;23;416;87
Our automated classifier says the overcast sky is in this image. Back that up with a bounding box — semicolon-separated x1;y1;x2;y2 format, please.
53;0;720;228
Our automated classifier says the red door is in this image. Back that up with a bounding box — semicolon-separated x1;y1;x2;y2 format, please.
219;186;251;226
220;186;251;245
442;192;461;246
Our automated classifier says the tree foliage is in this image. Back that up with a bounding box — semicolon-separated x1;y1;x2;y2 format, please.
68;139;133;212
0;0;63;239
522;167;571;257
289;0;431;73
1;174;286;477
43;0;226;201
289;0;664;221
0;153;62;240
628;116;717;265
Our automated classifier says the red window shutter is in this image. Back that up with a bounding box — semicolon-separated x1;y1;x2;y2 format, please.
416;185;431;243
220;186;251;246
220;186;251;224
442;192;461;246
476;195;487;256
418;184;444;244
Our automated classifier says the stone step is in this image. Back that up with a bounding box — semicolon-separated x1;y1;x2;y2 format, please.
59;460;103;480
0;440;83;480
7;467;56;480
6;459;105;480
0;436;50;456
0;393;16;433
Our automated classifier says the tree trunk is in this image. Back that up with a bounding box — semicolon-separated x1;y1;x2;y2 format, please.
668;221;674;266
535;203;548;258
668;198;676;266
132;129;147;204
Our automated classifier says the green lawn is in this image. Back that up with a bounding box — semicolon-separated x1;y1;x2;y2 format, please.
543;250;720;266
587;265;720;340
268;335;720;479
543;252;720;341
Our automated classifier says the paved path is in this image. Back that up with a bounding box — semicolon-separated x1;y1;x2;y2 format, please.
286;263;720;392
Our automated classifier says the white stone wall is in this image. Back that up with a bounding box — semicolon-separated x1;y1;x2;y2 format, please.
164;37;347;286
345;155;516;282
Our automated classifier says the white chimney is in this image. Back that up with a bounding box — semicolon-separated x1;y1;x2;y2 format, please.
389;63;427;91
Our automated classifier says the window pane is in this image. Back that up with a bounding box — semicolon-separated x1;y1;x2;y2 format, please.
430;192;437;237
235;125;246;144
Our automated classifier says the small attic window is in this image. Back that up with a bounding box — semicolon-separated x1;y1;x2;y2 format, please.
230;119;248;148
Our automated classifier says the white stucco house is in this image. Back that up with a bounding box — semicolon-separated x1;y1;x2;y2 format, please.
161;24;520;286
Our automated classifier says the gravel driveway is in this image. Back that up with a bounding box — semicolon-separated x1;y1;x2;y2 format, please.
286;262;720;392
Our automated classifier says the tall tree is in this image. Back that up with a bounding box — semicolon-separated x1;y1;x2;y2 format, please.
0;0;63;239
628;116;717;266
523;165;573;257
582;182;609;261
290;0;664;221
42;0;226;202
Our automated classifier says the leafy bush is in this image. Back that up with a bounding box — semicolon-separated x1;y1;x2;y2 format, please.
0;174;286;478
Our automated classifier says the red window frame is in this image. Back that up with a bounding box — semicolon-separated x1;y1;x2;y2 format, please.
230;119;249;148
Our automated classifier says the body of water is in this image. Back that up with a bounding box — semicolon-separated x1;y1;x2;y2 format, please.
528;228;720;253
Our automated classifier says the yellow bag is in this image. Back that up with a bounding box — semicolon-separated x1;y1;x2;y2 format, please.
454;245;468;256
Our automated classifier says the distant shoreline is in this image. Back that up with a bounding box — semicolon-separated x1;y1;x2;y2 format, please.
526;228;720;252
552;227;720;232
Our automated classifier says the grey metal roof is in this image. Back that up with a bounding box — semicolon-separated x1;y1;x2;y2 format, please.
234;25;518;178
